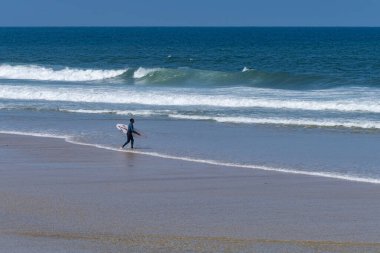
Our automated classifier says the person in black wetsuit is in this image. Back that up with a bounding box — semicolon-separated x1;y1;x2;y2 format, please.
121;118;141;149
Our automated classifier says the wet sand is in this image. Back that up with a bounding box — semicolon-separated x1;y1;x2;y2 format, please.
1;133;380;252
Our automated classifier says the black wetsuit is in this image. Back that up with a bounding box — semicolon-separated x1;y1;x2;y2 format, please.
122;122;137;148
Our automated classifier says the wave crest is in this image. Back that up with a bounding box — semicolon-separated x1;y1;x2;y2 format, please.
128;66;327;89
133;67;161;79
0;64;126;81
1;63;379;89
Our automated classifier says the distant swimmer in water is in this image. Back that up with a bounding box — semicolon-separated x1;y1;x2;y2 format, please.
121;118;141;149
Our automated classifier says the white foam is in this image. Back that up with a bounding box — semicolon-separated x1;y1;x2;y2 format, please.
120;150;380;185
169;114;380;129
61;109;116;114
2;130;380;185
133;67;160;79
1;85;380;113
0;130;70;140
0;64;126;81
242;66;250;72
60;108;163;116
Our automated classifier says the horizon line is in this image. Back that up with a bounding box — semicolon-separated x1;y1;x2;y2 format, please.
1;25;380;28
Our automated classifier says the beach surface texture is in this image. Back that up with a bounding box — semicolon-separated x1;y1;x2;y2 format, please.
1;133;380;253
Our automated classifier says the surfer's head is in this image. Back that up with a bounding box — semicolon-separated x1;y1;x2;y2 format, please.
130;118;135;123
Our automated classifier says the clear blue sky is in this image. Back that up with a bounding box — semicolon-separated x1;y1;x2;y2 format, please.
1;0;380;27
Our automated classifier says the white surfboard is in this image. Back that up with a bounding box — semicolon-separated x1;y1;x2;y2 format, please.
116;123;129;134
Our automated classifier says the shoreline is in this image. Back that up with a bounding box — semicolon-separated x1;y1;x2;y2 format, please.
1;133;380;252
1;130;380;185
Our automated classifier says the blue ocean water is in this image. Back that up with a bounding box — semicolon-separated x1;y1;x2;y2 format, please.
1;27;380;183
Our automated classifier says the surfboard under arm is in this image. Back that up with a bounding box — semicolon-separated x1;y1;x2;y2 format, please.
116;124;129;134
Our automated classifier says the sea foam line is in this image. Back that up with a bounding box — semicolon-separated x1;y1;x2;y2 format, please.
0;64;126;81
1;130;380;185
1;85;380;113
6;105;378;130
168;114;380;129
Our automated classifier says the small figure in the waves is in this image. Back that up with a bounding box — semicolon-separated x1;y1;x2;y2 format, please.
121;118;141;149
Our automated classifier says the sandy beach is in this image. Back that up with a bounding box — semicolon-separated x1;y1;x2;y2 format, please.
0;133;380;252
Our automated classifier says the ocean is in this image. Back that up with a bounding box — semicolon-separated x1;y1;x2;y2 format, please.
1;27;380;183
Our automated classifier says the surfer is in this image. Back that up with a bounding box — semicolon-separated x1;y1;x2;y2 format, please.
121;118;141;149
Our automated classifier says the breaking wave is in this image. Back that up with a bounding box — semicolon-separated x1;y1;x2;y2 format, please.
1;63;379;89
1;85;380;113
131;66;327;89
133;67;161;79
0;64;329;89
0;64;126;81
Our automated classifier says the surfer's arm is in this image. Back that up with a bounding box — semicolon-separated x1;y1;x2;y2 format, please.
132;130;141;135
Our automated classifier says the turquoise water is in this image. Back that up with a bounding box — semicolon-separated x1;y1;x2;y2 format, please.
1;27;380;182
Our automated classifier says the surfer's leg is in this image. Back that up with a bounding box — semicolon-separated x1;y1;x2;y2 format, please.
131;136;134;149
122;139;129;148
122;135;131;148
